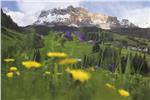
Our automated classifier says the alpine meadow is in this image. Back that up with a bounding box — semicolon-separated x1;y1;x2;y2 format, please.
1;1;150;100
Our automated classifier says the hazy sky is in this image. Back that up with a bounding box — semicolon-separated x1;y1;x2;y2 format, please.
1;0;150;28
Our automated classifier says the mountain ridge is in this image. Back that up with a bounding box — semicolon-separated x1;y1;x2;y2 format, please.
34;6;137;29
1;9;21;32
1;8;150;39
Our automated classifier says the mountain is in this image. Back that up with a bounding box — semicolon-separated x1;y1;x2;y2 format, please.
2;8;149;39
34;6;137;29
1;9;36;58
1;9;21;32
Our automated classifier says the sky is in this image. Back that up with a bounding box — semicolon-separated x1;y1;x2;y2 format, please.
1;0;150;28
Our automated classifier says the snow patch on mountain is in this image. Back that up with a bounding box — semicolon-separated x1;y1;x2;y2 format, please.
34;6;137;29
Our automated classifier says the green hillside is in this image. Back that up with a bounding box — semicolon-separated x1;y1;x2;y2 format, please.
1;11;150;100
1;27;35;58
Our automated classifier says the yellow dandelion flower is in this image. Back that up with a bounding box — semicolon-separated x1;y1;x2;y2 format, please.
44;71;51;75
105;83;115;89
22;61;42;69
69;69;90;83
15;71;20;76
9;67;18;71
47;52;67;57
4;58;15;62
6;72;13;78
118;89;130;97
59;58;78;64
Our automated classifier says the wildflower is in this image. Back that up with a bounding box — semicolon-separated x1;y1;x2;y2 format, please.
4;58;15;62
108;64;115;71
105;83;115;89
47;52;67;58
15;71;20;76
44;71;51;75
9;67;18;71
69;69;90;83
22;61;42;69
109;64;115;68
59;58;78;65
118;89;130;97
79;34;86;41
64;31;71;38
6;72;13;78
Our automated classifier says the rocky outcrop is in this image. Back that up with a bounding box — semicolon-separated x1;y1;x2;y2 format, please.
34;6;136;29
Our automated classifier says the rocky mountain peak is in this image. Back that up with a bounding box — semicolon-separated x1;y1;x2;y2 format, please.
120;19;136;28
34;6;136;29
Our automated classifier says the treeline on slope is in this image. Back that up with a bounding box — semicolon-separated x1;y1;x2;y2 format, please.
81;46;149;75
111;27;150;39
32;24;150;40
31;25;101;35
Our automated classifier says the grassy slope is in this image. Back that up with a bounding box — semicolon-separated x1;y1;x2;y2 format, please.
42;37;91;57
2;29;150;100
1;27;23;56
2;27;34;53
2;31;132;100
42;31;150;66
2;27;149;71
113;33;150;46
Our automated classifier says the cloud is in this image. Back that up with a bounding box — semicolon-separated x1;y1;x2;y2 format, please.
4;8;37;26
101;2;150;28
17;0;81;14
104;2;150;28
3;0;150;28
80;1;150;28
106;3;150;28
121;7;150;28
4;0;82;26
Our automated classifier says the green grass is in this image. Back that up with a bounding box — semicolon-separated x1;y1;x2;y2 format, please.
2;29;150;100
